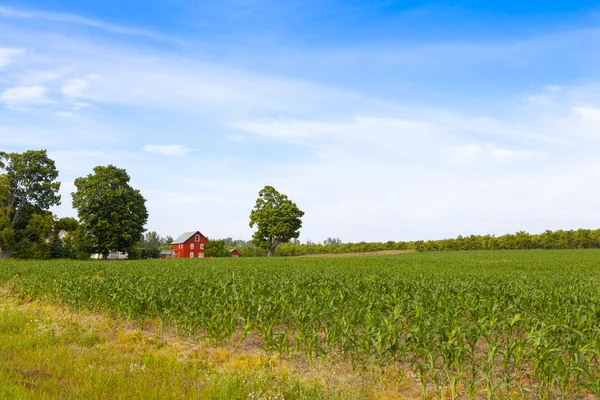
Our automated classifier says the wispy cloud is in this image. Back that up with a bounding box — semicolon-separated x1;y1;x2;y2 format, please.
143;144;195;157
54;110;75;118
0;47;26;67
447;144;484;165
0;6;179;43
0;85;49;105
490;148;538;159
16;69;62;85
61;78;89;98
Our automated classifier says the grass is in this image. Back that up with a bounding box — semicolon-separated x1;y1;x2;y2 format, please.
0;292;421;399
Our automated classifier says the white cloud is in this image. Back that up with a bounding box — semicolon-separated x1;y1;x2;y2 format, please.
0;47;26;67
490;148;538;159
225;133;245;142
54;111;75;117
448;144;484;165
571;106;600;126
61;79;89;98
16;69;61;85
549;106;600;141
143;144;195;157
0;85;49;104
72;102;92;111
0;6;178;43
236;116;436;150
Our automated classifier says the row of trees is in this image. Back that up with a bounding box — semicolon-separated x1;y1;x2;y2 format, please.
4;150;600;260
0;150;304;259
0;150;149;260
228;229;600;257
413;229;600;251
0;150;306;260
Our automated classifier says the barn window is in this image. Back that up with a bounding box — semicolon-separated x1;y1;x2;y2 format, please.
200;244;205;250
199;253;204;258
190;243;194;249
190;252;194;258
195;234;200;242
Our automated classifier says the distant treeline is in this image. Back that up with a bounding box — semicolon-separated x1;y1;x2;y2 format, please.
234;229;600;257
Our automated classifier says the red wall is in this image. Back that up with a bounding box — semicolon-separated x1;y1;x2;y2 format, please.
171;232;209;259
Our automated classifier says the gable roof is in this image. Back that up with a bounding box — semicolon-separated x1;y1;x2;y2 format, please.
172;231;202;244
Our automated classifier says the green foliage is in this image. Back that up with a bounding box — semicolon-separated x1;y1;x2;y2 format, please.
228;228;600;257
72;225;93;260
61;233;75;259
0;150;61;259
138;231;166;259
323;237;342;246
71;165;148;259
10;212;54;259
3;251;600;397
49;233;64;259
127;246;142;260
55;217;78;233
249;186;304;256
204;239;230;257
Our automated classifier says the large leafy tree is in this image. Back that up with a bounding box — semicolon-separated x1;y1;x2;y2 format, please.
72;165;148;259
204;239;230;257
249;185;304;257
138;231;165;259
55;217;78;233
0;150;61;259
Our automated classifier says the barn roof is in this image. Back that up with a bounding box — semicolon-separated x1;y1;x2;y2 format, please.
172;231;200;244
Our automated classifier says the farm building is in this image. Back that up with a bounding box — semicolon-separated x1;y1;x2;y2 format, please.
90;251;128;260
230;249;242;257
171;231;209;259
160;250;171;259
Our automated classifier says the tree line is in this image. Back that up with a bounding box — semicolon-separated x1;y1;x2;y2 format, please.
0;150;149;260
3;149;600;260
0;150;305;259
228;229;600;256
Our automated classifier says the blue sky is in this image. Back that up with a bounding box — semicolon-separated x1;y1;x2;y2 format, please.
1;1;600;242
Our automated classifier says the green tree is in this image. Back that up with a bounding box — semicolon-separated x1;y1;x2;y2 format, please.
72;225;93;260
323;237;342;246
62;233;75;259
139;231;163;259
55;217;78;233
203;239;230;257
49;232;64;258
0;150;61;259
249;185;304;257
10;212;54;259
71;165;148;260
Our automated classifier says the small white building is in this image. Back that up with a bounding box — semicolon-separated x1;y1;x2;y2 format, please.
90;251;128;260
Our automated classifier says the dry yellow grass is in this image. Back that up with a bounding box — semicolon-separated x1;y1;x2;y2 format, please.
0;289;423;399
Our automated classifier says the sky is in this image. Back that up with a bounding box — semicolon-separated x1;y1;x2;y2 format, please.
2;1;600;243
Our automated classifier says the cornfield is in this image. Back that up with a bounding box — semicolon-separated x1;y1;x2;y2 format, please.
2;250;600;398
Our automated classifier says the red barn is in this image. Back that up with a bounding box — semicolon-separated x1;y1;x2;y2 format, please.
171;231;209;259
230;249;242;257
